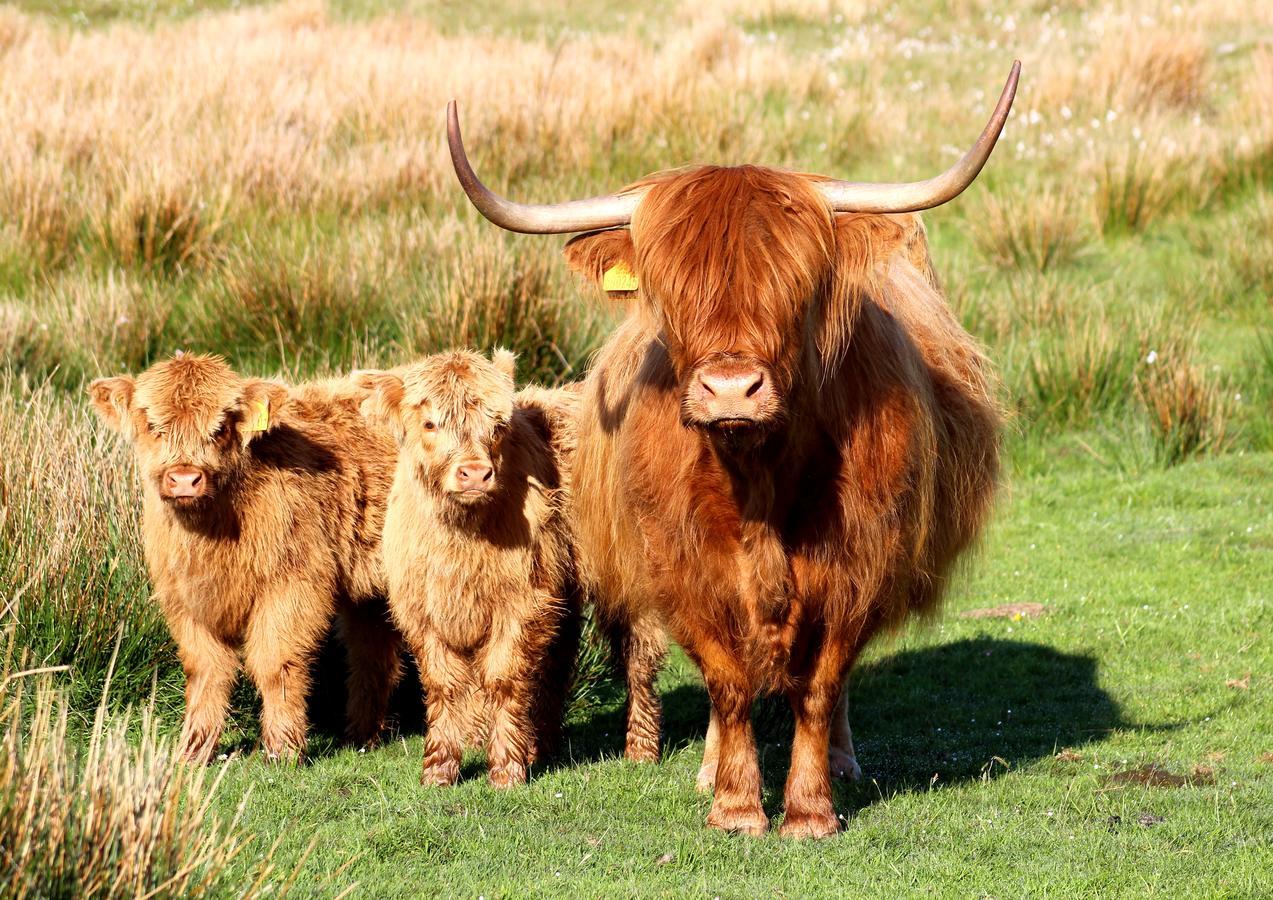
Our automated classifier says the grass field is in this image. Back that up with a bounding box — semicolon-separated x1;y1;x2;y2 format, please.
1;0;1270;895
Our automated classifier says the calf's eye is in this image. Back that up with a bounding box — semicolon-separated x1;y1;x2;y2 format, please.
423;420;437;432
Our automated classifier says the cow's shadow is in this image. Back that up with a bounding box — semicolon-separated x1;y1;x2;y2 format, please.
562;637;1127;815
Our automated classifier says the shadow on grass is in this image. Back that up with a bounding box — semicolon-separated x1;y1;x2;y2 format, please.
566;637;1127;815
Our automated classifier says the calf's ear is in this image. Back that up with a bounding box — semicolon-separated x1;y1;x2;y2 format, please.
354;370;406;441
491;348;517;381
88;376;137;438
237;379;290;447
563;228;639;300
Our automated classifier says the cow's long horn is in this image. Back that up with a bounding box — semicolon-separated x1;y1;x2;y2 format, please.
816;61;1021;213
447;101;642;234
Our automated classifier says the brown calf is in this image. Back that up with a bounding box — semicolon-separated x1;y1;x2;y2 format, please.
90;354;402;762
357;350;580;788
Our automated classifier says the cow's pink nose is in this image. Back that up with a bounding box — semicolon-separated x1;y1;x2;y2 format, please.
698;368;767;403
454;462;493;492
163;466;205;499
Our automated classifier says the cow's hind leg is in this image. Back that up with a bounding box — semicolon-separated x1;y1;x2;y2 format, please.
696;707;721;793
830;685;862;782
604;611;666;763
339;597;403;747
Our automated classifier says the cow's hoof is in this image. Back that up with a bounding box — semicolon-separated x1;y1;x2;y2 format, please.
489;763;526;789
695;760;717;794
421;762;459;787
624;739;660;764
779;809;840;839
707;804;769;836
830;747;862;782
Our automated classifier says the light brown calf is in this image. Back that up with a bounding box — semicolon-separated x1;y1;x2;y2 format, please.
358;350;580;788
90;354;402;762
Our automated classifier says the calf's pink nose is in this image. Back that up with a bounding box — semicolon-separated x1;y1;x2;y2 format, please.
454;462;493;492
163;467;205;499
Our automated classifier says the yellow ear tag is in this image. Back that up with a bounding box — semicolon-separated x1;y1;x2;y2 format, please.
247;398;269;433
602;262;639;292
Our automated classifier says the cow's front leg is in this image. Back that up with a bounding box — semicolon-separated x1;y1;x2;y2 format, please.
690;638;766;836
338;597;403;747
780;637;854;839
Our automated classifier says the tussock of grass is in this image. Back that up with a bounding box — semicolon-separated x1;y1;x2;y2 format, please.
970;187;1091;272
0;636;287;898
0;380;171;710
1134;351;1235;465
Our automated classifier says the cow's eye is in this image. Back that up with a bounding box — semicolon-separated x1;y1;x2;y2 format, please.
423;420;437;432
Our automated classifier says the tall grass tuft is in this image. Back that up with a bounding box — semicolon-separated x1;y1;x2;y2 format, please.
0;377;177;712
1093;144;1180;236
970;188;1091;273
0;636;272;898
1134;352;1234;466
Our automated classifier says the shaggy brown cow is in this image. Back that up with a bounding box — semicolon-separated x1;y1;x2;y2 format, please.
357;350;580;788
447;62;1018;836
90;354;402;762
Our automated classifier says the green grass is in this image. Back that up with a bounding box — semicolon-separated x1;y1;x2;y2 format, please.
199;452;1272;896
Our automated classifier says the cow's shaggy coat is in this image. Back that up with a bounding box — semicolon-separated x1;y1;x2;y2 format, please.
563;165;1001;837
357;350;580;788
90;354;402;762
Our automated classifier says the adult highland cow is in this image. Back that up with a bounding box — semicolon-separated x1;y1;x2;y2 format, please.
447;62;1019;837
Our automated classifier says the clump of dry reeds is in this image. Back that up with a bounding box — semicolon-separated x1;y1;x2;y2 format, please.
970;187;1091;272
1134;351;1234;465
0;633;288;898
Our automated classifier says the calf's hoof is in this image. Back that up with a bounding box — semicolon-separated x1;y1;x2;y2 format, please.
421;761;460;787
695;760;717;794
779;809;840;839
829;747;862;782
706;802;769;836
489;763;527;789
262;746;305;766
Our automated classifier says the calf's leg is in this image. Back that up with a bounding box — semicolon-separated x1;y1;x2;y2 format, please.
415;632;473;787
338;597;403;747
171;614;238;764
244;586;329;762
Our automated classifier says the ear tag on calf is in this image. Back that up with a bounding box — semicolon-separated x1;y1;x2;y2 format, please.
603;262;639;293
248;398;269;433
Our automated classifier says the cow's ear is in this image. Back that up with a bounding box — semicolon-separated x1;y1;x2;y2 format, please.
563;228;639;300
354;370;406;441
237;379;289;447
88;376;137;439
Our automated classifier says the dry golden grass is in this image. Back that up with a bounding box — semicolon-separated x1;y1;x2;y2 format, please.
970;187;1092;272
0;633;301;897
1135;351;1236;464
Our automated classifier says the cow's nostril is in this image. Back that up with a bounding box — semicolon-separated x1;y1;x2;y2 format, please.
744;374;764;398
480;466;493;482
700;378;717;398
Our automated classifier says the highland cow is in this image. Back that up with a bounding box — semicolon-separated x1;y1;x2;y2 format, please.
446;61;1018;835
357;350;580;788
89;354;402;762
